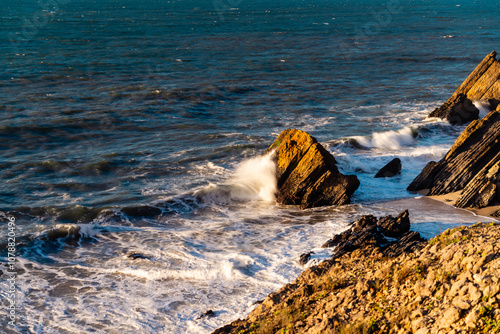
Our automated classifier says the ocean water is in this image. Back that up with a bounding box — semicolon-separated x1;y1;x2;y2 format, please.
1;0;499;333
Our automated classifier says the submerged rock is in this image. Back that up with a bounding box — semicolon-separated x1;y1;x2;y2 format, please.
409;106;500;209
428;51;500;125
266;129;359;209
374;158;402;178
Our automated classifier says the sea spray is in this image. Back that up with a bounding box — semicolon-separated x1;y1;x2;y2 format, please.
195;153;277;203
350;126;417;150
473;100;491;118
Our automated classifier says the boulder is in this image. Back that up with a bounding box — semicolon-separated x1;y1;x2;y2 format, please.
375;158;402;178
321;210;425;259
266;129;359;209
408;106;500;209
428;51;500;125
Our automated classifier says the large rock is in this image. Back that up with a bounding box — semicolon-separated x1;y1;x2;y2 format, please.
428;51;500;125
321;210;424;259
375;158;402;178
408;106;500;209
267;129;359;209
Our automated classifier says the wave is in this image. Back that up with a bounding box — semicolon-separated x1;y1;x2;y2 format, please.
194;152;277;204
348;126;418;150
473;100;492;119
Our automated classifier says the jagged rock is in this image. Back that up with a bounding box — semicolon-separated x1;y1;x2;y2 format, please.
377;210;410;238
428;51;500;125
267;129;359;209
408;106;500;209
322;210;424;259
375;158;402;178
383;231;425;258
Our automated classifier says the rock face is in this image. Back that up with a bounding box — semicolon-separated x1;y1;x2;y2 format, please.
428;51;500;125
267;129;359;209
374;158;402;178
408;106;500;209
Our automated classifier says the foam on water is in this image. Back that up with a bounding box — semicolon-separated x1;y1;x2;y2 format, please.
350;126;417;150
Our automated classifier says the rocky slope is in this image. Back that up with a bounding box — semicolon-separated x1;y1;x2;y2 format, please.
408;105;500;211
214;222;500;334
267;129;359;209
428;51;500;125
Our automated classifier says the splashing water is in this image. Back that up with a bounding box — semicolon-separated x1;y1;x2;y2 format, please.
350;126;417;150
473;100;492;119
195;152;277;203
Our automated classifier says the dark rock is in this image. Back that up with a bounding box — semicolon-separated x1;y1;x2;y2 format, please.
198;310;216;319
377;209;410;238
266;129;360;209
428;93;479;125
428;51;499;125
121;205;162;218
322;210;424;259
375;158;402;178
382;231;426;258
127;252;149;260
408;106;500;209
299;251;314;265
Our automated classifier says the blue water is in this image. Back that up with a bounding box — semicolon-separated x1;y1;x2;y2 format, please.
1;0;499;333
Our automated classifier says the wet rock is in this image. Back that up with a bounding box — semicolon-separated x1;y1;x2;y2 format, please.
428;51;499;125
266;129;359;209
127;252;149;260
377;209;410;238
121;205;162;218
322;210;425;260
299;251;314;266
375;158;402;178
198;310;216;319
408;106;500;210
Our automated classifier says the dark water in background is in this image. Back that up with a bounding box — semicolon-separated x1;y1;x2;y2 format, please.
1;0;500;333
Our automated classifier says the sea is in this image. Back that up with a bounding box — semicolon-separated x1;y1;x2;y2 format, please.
1;0;499;333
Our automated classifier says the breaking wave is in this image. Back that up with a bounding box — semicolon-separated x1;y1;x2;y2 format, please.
349;126;418;150
195;152;277;204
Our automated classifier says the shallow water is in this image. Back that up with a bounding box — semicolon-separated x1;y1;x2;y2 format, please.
1;0;499;333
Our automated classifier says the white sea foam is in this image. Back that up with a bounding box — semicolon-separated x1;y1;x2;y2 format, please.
473;100;491;118
351;126;417;150
195;152;277;203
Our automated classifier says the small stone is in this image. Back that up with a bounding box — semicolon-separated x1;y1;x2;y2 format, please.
466;306;480;328
484;284;500;298
415;328;430;334
441;307;460;327
452;297;471;310
449;278;468;297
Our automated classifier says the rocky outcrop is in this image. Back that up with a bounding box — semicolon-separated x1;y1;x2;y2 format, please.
267;129;359;209
214;223;500;334
408;106;500;209
321;210;421;258
428;51;500;125
374;158;402;178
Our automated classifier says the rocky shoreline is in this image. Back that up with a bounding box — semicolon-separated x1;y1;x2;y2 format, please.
215;221;500;334
212;52;500;333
